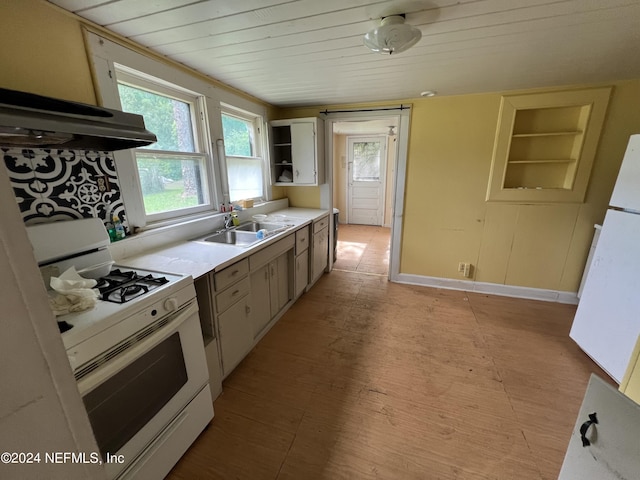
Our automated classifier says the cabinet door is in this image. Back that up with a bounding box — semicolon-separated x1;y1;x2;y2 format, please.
559;374;640;479
295;250;309;298
250;265;271;338
312;227;328;283
274;253;291;314
218;295;252;377
291;122;316;184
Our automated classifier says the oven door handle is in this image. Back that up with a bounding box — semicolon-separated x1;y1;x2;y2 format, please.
76;300;199;395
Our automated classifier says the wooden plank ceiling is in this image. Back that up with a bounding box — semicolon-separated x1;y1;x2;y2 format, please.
50;0;640;107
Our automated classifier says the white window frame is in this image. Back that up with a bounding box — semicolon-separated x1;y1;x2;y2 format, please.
86;32;270;231
116;68;214;224
220;103;269;203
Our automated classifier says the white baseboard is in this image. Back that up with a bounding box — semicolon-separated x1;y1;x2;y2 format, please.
394;273;578;305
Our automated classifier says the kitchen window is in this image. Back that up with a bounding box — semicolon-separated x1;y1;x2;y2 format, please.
88;32;271;230
221;105;266;202
116;70;212;223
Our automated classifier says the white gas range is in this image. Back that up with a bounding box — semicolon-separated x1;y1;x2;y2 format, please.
27;218;212;480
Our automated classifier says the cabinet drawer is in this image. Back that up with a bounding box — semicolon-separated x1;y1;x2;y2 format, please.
313;215;329;234
295;226;310;254
214;258;249;291
249;233;295;270
216;276;250;313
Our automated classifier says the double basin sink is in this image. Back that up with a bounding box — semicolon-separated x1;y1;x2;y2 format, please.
202;221;292;247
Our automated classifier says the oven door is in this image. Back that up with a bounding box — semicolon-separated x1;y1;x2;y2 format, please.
75;299;211;479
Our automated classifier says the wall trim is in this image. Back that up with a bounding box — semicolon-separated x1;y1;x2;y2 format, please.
395;273;579;305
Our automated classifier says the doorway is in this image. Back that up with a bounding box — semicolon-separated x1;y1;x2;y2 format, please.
328;115;405;279
324;109;410;281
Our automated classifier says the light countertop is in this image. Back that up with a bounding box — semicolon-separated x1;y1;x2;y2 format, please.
116;208;330;279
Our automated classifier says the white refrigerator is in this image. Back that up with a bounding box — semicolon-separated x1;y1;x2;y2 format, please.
570;134;640;383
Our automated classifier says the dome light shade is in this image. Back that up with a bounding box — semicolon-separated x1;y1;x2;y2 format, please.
364;15;422;55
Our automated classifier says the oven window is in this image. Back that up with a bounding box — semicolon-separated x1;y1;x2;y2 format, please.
83;333;188;459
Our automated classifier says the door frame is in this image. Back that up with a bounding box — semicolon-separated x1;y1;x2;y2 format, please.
323;108;411;281
346;135;388;226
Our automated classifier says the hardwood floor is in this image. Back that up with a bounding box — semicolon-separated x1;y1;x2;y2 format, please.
332;224;390;276
168;224;613;480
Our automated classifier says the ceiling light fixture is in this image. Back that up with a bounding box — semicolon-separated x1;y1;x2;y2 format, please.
420;90;437;97
364;14;422;55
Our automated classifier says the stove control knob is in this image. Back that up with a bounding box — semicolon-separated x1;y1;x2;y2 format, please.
164;297;178;312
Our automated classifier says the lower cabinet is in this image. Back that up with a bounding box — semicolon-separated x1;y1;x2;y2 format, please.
193;224;320;381
217;295;253;376
294;225;310;298
249;254;290;336
249;234;294;339
210;258;254;379
250;265;270;336
311;215;329;285
295;249;309;298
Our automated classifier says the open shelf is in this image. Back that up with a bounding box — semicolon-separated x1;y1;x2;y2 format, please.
486;87;611;203
512;131;582;138
508;159;575;164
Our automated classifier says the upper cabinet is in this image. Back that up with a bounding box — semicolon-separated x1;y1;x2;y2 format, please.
271;117;325;186
486;87;611;203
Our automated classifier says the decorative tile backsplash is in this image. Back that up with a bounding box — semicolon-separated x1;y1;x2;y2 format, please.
3;147;127;228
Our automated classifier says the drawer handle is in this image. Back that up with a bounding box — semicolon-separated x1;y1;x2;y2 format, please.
231;270;239;276
580;412;598;447
231;289;240;296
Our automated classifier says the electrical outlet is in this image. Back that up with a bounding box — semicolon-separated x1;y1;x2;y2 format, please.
458;262;472;278
463;263;471;278
96;175;111;192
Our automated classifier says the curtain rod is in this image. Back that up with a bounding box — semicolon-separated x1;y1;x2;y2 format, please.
320;105;410;114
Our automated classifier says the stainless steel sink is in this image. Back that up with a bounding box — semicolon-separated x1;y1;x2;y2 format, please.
200;221;292;246
235;221;289;233
202;230;260;247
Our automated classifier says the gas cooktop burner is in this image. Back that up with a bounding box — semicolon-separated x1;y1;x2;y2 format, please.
97;268;169;304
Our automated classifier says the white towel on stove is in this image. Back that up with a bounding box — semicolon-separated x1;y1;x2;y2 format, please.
49;266;99;316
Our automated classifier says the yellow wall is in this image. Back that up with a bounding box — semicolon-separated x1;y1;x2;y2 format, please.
284;186;321;208
282;80;640;291
0;0;95;104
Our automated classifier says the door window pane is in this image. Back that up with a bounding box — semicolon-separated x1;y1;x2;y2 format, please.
118;83;195;153
136;153;206;214
353;141;382;181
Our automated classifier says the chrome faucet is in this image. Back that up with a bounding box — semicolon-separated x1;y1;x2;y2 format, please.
223;214;234;230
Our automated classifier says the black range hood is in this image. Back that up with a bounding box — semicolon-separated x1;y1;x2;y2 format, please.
0;87;157;151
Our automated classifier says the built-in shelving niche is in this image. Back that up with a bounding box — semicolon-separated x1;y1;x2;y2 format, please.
486;87;612;203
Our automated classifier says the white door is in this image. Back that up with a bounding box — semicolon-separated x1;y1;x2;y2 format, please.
347;136;386;225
